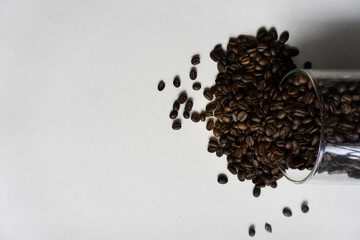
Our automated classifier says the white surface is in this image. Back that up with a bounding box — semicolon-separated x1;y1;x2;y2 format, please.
0;0;360;239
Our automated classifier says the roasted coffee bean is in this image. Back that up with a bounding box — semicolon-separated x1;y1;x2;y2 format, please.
253;186;261;197
203;88;213;101
191;54;200;65
283;207;292;217
191;112;200;122
265;223;272;233
185;99;193;112
217;174;228;184
178;92;188;104
249;225;256;237
183;111;190;119
301;202;309;213
279;31;289;44
200;112;206;122
158;80;165;91
172;120;181;130
189;68;197;80
173;100;180;111
173;76;181;88
192;82;201;91
169;110;178;119
304;61;312;69
206;120;215;131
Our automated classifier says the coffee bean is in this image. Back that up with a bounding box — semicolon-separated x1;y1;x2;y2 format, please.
206;120;214;131
253;186;261;198
178;92;188;104
169;110;178;119
279;31;289;44
192;82;201;91
173;76;181;88
301;202;309;213
191;112;200;123
217;174;228;184
189;68;197;80
203;88;213;101
185;99;193;112
172;120;181;130
276;110;286;119
249;225;256;237
158;80;165;91
265;223;272;233
283;207;292;217
183;111;190;119
173;100;180;111
304;61;312;69
191;54;200;65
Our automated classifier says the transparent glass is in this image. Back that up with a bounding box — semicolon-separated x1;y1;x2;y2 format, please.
280;69;360;184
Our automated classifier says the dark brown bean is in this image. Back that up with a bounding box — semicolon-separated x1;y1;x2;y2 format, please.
173;100;180;111
253;186;261;198
279;31;289;44
265;223;272;233
249;225;256;237
172;120;181;130
178;92;188;104
217;174;228;184
203;88;213;101
173;76;181;88
191;54;200;65
189;68;197;80
169;110;178;119
192;82;201;91
158;80;165;91
283;207;292;217
183;111;190;119
191;112;200;123
206;120;214;131
301;202;309;213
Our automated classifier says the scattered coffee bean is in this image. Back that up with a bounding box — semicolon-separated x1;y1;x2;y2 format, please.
203;88;213;101
253;186;261;198
249;225;255;237
217;174;228;184
304;61;312;69
191;111;200;123
283;207;292;217
172;120;181;130
185;99;193;112
173;100;180;111
191;54;200;65
190;68;197;80
265;223;272;233
158;80;165;91
173;76;181;88
301;202;309;213
178;92;188;104
169;110;178;119
193;82;201;91
183;111;190;119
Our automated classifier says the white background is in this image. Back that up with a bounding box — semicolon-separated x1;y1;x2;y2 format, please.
0;0;360;239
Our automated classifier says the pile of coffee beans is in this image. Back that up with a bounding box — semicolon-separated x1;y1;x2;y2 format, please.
202;28;322;197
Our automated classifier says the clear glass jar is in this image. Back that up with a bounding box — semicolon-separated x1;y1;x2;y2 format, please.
280;69;360;184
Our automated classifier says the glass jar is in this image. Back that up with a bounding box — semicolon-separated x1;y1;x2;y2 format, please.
280;69;360;184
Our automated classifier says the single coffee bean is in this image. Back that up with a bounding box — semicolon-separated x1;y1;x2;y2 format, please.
253;186;261;198
217;174;228;184
172;120;181;130
173;76;181;88
185;99;193;112
173;100;180;111
301;202;309;213
206;120;215;131
190;68;197;80
279;31;289;44
227;164;237;175
191;112;200;122
249;225;256;237
191;54;200;65
304;61;312;69
200;112;206;122
158;80;165;91
183;111;190;119
265;223;272;233
178;92;188;104
169;110;178;119
203;88;213;101
283;207;292;217
192;82;201;91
